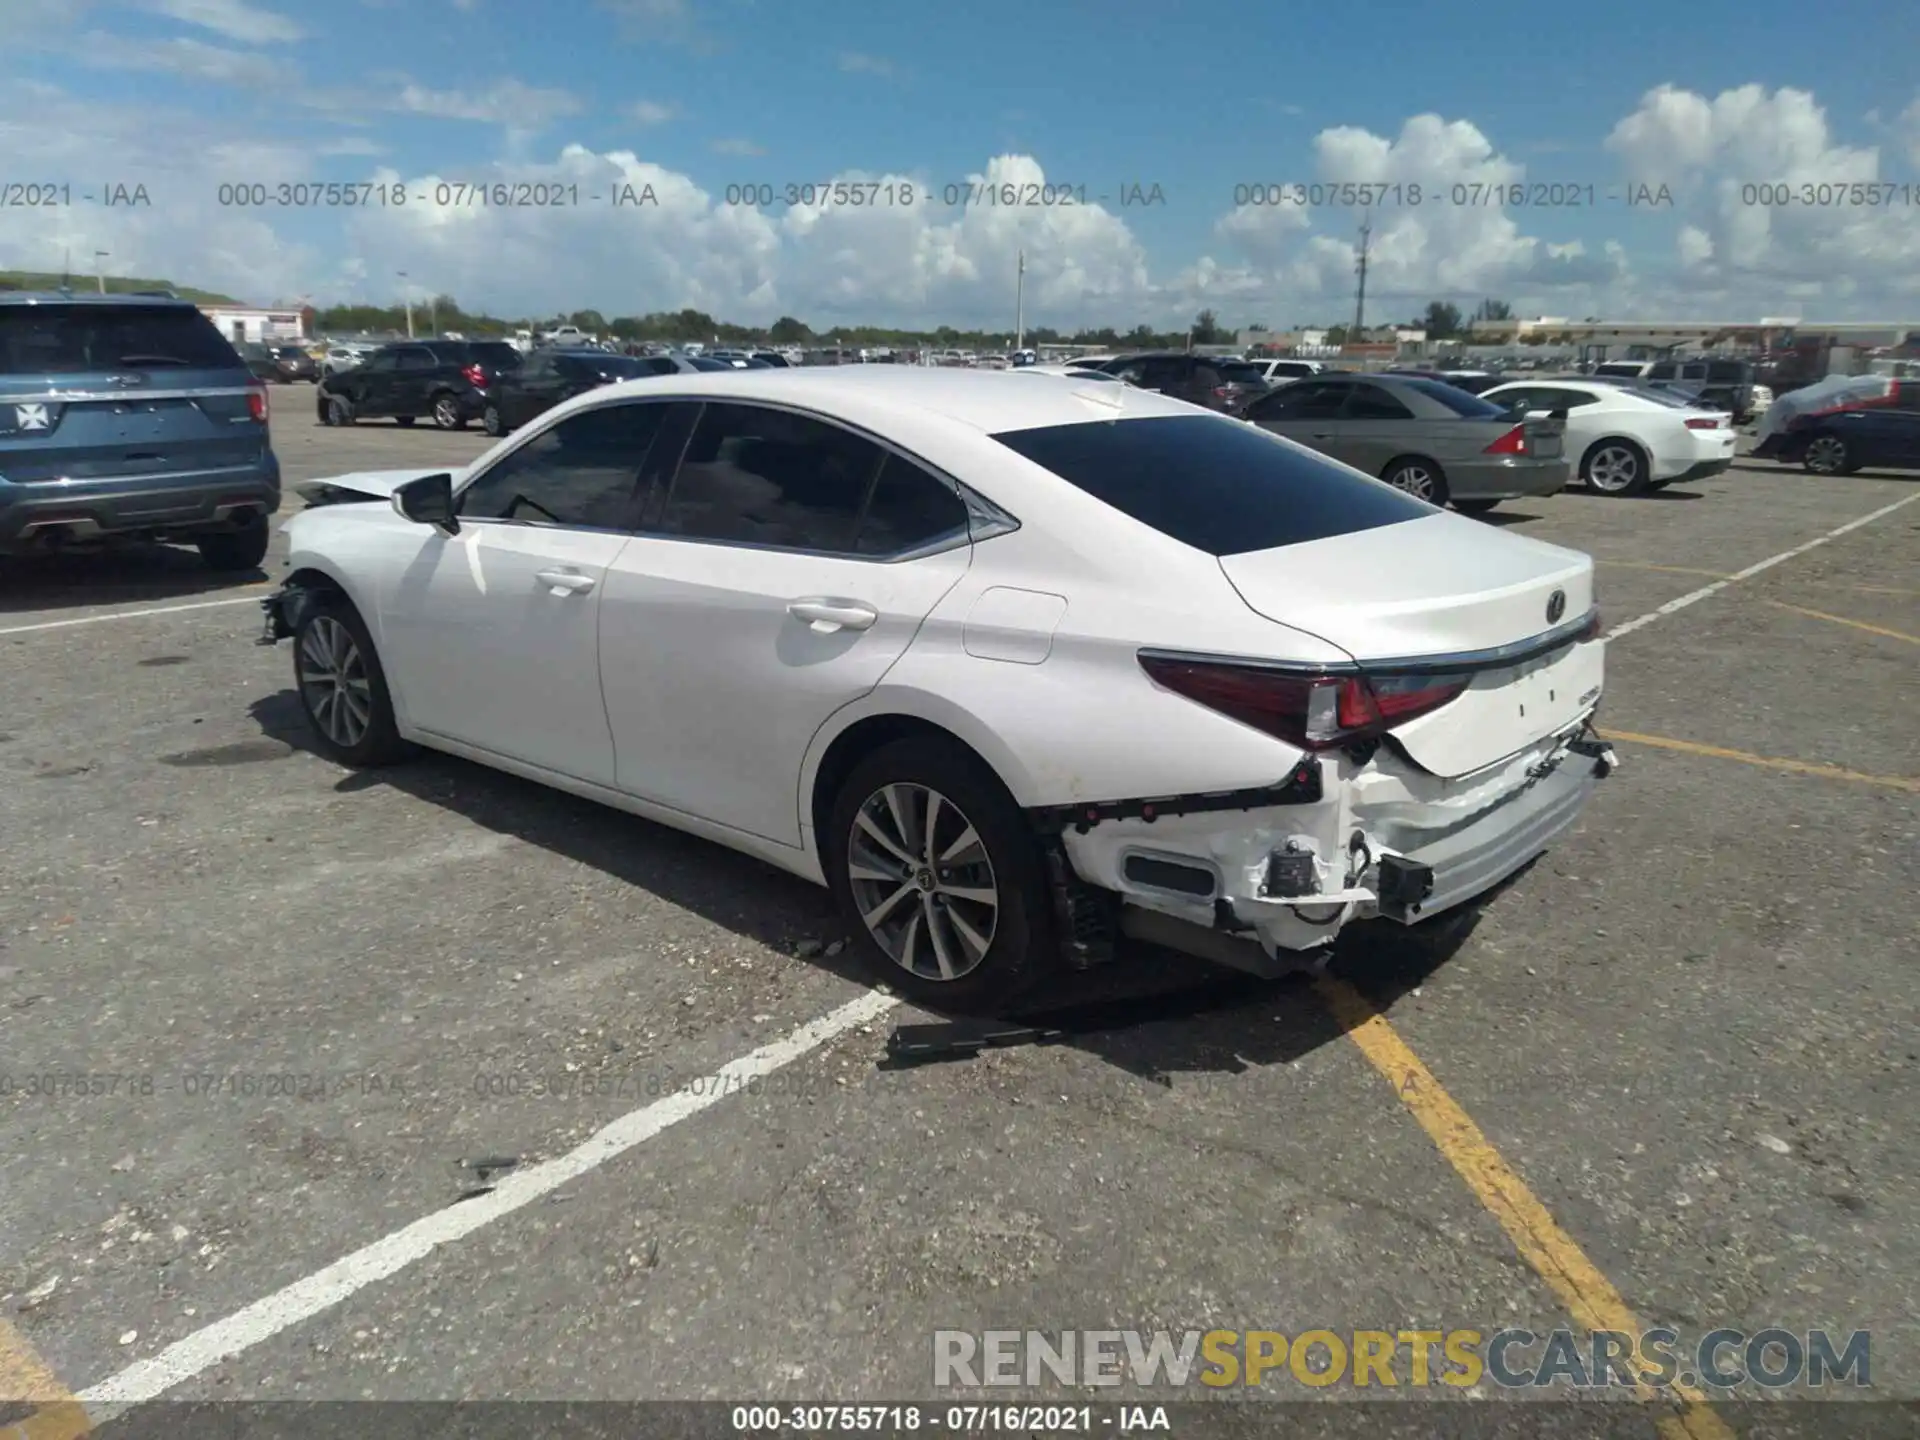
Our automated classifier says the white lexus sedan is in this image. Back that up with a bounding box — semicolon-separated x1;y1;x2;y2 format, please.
261;368;1615;1011
1481;378;1737;497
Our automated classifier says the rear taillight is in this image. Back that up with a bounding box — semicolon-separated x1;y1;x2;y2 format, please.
463;363;487;389
1139;657;1469;751
1684;417;1721;430
247;387;267;422
1483;425;1528;455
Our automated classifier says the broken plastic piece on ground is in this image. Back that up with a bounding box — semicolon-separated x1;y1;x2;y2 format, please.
882;1020;1068;1066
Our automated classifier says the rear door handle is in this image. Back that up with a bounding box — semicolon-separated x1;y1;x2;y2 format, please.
787;598;877;633
535;568;596;596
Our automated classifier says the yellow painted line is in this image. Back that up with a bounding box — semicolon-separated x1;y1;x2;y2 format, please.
1765;601;1920;647
1312;977;1732;1440
0;1319;88;1440
1601;729;1920;794
1828;583;1920;598
1594;561;1735;580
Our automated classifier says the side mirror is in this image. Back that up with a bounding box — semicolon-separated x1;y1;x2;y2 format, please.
392;472;459;535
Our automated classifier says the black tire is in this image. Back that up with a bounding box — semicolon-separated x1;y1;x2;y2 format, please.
825;736;1055;1014
395;415;416;428
1381;456;1450;506
195;512;270;572
1452;498;1500;515
430;392;466;430
482;403;506;437
1581;438;1650;496
290;597;412;768
1801;433;1851;475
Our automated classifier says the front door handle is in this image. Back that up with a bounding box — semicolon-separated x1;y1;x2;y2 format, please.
535;568;596;596
787;598;877;633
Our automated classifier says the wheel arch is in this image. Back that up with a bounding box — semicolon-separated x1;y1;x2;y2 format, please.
801;694;1039;864
1580;433;1648;470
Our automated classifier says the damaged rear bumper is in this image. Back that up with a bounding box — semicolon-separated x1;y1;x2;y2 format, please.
1029;719;1617;977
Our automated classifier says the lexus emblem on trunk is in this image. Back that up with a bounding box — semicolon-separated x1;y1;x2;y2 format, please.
1546;590;1567;624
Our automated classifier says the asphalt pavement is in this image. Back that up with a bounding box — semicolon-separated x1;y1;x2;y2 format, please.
1;403;1915;1437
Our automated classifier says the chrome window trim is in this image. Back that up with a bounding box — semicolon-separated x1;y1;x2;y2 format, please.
1138;606;1601;679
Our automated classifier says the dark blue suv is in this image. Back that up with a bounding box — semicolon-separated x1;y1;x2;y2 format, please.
0;293;281;570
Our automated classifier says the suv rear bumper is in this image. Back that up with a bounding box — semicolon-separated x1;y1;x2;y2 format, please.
0;458;281;552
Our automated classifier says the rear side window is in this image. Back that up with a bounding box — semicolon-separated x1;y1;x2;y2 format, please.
658;402;883;551
0;304;242;374
855;453;970;555
1217;362;1267;384
468;342;521;369
991;415;1429;556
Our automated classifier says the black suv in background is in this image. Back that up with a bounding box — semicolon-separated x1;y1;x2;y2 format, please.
0;293;280;570
1093;352;1273;411
316;339;521;430
1646;358;1756;422
482;350;696;435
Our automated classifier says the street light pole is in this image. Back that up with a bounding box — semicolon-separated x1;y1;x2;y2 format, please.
94;250;109;294
1014;249;1025;351
398;272;413;338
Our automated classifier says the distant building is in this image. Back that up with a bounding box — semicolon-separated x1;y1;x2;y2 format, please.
199;305;306;344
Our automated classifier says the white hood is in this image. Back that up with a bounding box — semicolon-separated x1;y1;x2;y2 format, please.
291;467;465;505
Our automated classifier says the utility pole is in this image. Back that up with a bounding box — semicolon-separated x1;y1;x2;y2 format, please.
1014;249;1025;350
94;251;109;293
1351;210;1371;343
398;272;413;338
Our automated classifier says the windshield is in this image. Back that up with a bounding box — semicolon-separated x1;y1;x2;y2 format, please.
1630;386;1706;408
0;304;243;374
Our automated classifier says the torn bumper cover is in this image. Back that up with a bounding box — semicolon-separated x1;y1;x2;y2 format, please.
1029;719;1617;974
256;582;316;646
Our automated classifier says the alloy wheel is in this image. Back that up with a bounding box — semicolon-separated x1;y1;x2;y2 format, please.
483;405;503;436
1587;445;1640;492
298;616;373;749
434;395;460;428
1805;436;1846;474
846;783;999;982
1389;465;1438;500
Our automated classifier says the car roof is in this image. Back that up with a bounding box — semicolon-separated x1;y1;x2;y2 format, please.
0;291;196;309
578;363;1199;434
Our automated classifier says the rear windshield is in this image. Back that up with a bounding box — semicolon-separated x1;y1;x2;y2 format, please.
0;304;242;375
991;414;1429;556
1215;362;1267;383
467;341;522;367
1398;378;1507;417
561;355;649;378
1625;386;1699;408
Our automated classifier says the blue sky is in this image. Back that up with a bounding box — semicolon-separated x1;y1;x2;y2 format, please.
5;0;1919;327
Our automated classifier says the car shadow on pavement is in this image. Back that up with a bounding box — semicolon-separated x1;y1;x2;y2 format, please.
0;544;268;615
251;685;1508;1089
247;688;871;986
997;882;1504;1088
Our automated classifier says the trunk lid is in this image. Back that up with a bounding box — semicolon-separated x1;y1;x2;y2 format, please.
0;302;266;484
1521;414;1564;460
1218;512;1600;777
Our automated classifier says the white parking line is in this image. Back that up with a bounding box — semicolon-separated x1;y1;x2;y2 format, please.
76;987;899;1413
0;595;265;637
1605;490;1920;642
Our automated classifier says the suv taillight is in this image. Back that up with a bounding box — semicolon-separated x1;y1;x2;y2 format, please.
462;363;487;389
1684;416;1722;430
247;387;268;422
1483;424;1528;455
1139;656;1470;751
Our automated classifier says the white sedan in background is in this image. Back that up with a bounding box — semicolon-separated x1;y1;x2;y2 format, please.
260;369;1613;1012
1481;379;1738;497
